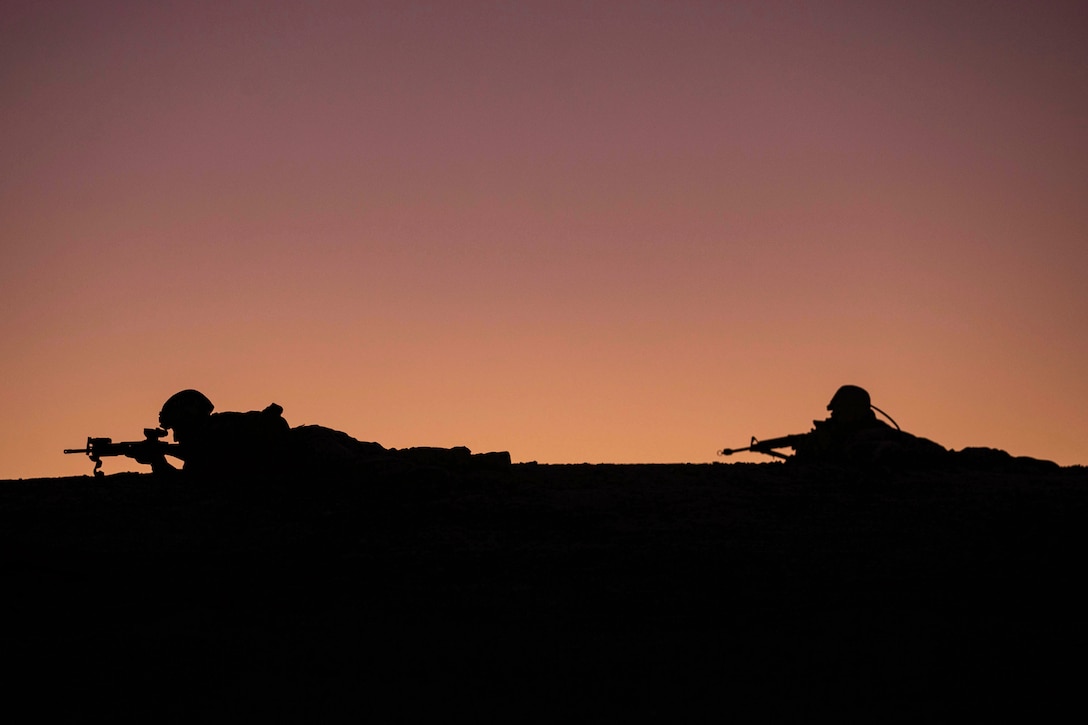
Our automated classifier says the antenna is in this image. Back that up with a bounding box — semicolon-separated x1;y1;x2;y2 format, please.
871;404;900;431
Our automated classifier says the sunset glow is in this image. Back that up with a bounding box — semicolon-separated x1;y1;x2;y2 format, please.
3;0;1086;478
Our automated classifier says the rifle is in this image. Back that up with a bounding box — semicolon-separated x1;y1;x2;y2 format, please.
718;433;810;460
64;428;179;477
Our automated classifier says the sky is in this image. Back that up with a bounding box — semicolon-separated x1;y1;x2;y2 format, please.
2;0;1086;478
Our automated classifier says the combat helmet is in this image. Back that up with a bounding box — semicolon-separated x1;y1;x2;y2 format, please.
826;385;872;419
159;389;215;430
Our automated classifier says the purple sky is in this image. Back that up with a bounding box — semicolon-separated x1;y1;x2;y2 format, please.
2;1;1086;477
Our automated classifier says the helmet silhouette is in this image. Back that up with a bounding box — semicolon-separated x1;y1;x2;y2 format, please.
159;389;215;430
826;385;872;419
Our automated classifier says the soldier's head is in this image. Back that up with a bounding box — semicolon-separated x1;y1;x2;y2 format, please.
826;385;873;422
159;389;214;441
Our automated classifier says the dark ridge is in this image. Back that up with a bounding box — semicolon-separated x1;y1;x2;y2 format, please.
3;463;1087;721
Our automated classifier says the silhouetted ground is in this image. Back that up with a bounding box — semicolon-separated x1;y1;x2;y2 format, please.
3;462;1087;722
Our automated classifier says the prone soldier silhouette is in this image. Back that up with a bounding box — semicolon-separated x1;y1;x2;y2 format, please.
68;389;509;476
720;384;948;467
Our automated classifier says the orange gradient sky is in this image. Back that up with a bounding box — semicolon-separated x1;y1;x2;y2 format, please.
3;0;1086;478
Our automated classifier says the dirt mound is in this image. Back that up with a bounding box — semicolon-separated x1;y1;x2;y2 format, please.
3;463;1086;720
